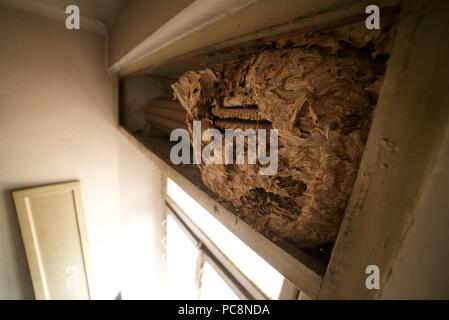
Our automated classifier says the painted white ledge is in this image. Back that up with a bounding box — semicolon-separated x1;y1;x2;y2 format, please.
109;0;258;72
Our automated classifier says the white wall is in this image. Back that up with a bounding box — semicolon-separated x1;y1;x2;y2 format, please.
0;4;121;299
116;73;172;299
0;3;167;300
117;134;163;299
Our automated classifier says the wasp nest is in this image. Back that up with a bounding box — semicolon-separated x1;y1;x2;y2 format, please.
172;21;394;247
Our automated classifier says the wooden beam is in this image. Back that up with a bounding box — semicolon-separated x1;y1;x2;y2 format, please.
317;0;449;299
116;0;400;77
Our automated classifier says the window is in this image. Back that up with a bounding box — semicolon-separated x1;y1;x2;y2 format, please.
164;179;299;300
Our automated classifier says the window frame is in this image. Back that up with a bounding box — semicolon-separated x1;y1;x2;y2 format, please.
165;195;299;300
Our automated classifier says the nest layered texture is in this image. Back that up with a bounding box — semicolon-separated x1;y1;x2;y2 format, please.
172;22;392;247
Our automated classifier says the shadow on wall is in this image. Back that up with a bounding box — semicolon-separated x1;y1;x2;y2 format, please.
119;74;173;133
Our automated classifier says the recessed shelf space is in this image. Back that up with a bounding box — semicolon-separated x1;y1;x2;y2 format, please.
117;5;400;297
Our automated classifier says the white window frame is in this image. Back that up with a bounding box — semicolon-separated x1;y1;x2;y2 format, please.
165;195;300;300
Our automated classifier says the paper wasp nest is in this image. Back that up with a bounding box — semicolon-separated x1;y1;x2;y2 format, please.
172;22;393;247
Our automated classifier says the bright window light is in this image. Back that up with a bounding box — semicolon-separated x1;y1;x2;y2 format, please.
199;262;239;300
167;179;285;299
166;214;198;299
